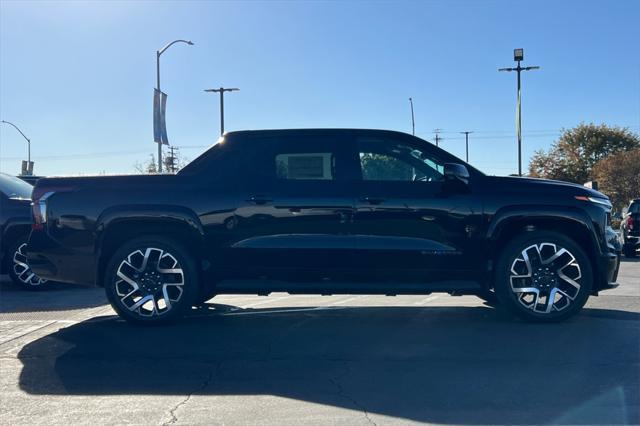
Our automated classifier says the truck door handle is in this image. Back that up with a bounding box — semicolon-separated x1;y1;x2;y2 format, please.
360;196;385;205
248;195;272;205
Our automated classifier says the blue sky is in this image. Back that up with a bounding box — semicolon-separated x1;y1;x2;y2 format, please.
1;0;638;176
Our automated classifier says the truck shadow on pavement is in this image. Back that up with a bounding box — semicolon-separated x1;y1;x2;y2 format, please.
18;305;640;425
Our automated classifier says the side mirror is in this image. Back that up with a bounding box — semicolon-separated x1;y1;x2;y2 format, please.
444;163;470;185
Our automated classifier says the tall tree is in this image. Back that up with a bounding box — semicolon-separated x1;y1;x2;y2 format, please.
133;154;158;174
529;123;640;183
592;148;640;212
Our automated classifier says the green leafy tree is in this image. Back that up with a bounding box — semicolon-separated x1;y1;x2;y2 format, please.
361;153;412;181
592;148;640;212
529;123;640;183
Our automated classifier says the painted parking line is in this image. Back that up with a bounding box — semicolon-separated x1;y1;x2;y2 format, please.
0;321;57;346
413;295;441;305
221;294;368;316
222;306;347;316
231;295;293;310
327;295;366;306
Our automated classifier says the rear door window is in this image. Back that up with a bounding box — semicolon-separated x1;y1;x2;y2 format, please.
245;133;352;184
275;152;334;180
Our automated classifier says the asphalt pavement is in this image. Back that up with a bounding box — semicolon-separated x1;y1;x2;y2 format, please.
0;259;638;425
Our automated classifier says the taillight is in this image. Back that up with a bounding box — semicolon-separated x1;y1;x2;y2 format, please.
31;185;73;230
32;192;55;230
629;216;635;231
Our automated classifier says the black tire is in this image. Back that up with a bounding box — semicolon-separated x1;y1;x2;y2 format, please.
104;236;200;324
196;285;218;306
7;237;48;290
473;289;500;307
494;231;593;323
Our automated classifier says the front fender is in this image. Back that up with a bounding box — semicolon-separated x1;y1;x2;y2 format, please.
486;205;597;242
485;205;604;266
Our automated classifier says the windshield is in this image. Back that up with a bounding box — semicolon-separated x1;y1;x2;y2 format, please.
0;173;33;200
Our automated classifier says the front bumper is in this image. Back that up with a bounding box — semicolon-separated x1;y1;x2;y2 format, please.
596;251;620;291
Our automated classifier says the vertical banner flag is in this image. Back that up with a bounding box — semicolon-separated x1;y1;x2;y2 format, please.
153;89;169;145
515;85;521;137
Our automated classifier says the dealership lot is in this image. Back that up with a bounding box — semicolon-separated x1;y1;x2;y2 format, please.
0;260;638;425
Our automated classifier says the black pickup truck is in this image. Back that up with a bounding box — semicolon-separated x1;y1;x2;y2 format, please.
27;129;621;324
620;198;640;257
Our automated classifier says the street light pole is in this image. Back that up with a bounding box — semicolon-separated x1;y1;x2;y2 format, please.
1;120;31;174
156;39;194;173
409;97;415;136
204;87;239;136
460;131;473;163
499;48;540;176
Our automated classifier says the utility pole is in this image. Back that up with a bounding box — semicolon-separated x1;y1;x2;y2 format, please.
204;87;239;136
408;97;415;136
165;146;179;174
1;120;32;175
499;48;540;176
433;129;443;147
460;131;473;163
155;39;194;173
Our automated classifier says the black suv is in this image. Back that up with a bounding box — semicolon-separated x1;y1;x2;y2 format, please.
27;129;621;323
0;173;48;288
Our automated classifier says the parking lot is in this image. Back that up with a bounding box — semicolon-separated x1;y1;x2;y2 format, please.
0;259;638;425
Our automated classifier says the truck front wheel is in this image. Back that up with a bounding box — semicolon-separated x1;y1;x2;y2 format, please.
494;231;593;322
104;236;199;324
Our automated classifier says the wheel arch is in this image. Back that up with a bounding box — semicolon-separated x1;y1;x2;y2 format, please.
486;207;601;287
95;206;205;287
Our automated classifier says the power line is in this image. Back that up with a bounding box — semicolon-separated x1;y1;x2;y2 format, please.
0;144;211;161
2;125;637;162
417;132;560;141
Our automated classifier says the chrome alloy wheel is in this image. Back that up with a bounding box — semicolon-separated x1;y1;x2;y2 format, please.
115;247;185;317
509;242;582;314
13;243;47;286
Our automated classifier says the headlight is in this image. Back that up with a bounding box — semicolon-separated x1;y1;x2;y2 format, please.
574;195;612;208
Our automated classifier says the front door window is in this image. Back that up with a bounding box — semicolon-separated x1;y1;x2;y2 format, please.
358;138;444;183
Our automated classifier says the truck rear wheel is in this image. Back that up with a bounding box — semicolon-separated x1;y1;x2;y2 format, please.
104;236;199;324
494;231;593;322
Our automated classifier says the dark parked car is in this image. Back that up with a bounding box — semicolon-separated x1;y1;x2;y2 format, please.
620;198;640;258
0;173;48;288
27;129;621;323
